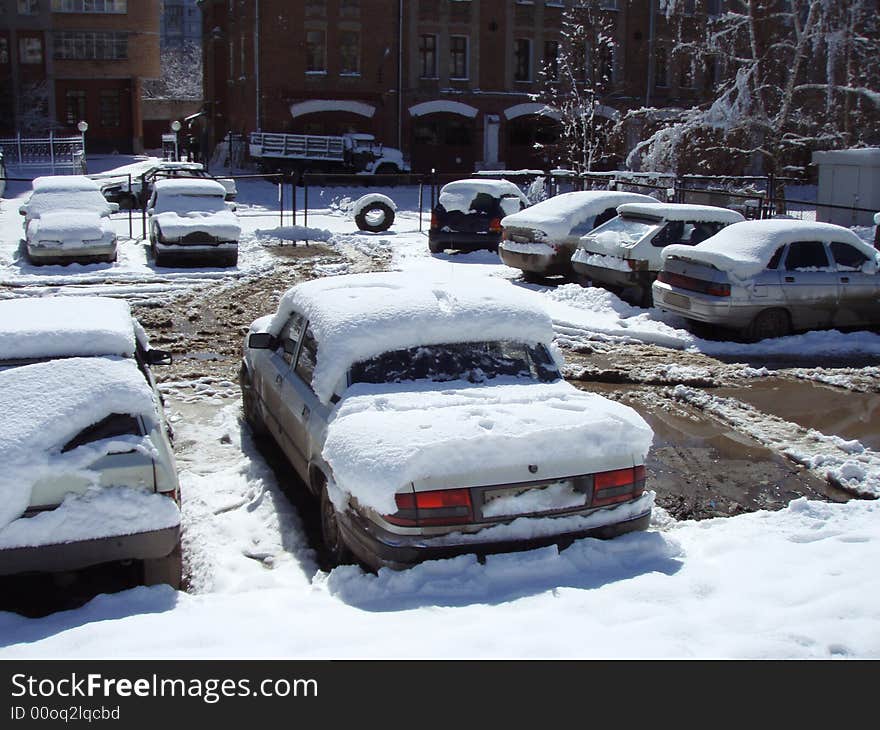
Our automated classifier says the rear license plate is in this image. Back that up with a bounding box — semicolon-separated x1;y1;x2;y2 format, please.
663;291;691;310
482;480;585;518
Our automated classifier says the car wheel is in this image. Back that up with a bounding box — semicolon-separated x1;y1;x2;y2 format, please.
240;365;269;438
151;242;165;267
355;201;395;233
142;544;182;589
744;308;791;342
522;270;544;284
319;483;354;568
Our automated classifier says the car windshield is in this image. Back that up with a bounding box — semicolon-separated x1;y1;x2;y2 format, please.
350;341;559;386
28;190;110;216
154;193;226;215
588;215;660;245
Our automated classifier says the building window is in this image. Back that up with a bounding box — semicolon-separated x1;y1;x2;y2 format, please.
339;30;360;75
683;0;695;15
543;40;559;81
19;37;43;64
679;53;695;88
99;89;120;127
53;31;128;60
419;34;437;78
305;30;326;73
706;0;722;16
600;0;618;9
65;89;86;125
601;45;614;84
0;38;8;65
514;38;532;82
449;35;468;80
52;0;128;12
655;46;668;87
704;54;720;90
18;0;39;14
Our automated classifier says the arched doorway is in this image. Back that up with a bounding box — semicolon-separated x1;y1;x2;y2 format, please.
504;115;562;171
288;100;377;136
409;101;479;173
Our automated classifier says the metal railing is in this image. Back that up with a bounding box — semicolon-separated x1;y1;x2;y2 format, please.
0;133;86;174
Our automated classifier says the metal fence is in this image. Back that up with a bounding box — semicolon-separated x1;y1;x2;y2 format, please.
0;133;86;174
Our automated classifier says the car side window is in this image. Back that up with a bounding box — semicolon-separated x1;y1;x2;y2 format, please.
277;313;305;366
767;247;784;270
652;221;695;247
831;242;870;271
62;413;143;453
470;192;497;214
294;325;318;389
785;241;829;270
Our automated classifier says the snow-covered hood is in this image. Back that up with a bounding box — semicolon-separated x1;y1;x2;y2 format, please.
153;209;241;241
28;210;114;244
323;380;653;515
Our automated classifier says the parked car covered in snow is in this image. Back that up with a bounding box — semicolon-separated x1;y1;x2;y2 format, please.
498;191;657;282
653;219;880;340
429;179;530;254
92;158;237;209
148;178;241;267
240;272;654;570
19;175;119;265
572;202;745;305
0;297;181;588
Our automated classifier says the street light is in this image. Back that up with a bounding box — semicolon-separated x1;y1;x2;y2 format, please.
77;120;88;171
171;120;181;161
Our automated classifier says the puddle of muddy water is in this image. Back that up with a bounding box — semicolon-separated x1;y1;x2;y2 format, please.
714;379;880;451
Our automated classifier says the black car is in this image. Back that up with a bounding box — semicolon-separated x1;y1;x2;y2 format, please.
429;178;529;254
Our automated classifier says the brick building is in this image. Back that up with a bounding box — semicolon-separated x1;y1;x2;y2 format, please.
0;0;160;153
199;0;723;172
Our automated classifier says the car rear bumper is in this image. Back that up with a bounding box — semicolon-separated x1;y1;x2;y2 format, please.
154;241;238;263
0;524;180;577
652;281;751;326
498;244;570;276
27;242;116;265
429;230;502;251
340;502;652;571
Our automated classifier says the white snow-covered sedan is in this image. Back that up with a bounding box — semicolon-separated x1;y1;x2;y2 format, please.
0;297;181;588
148;178;240;267
19;175;119;265
241;272;654;570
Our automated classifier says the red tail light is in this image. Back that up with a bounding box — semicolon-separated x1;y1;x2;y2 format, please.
489;218;503;233
387;488;474;527
592;465;647;507
627;259;638;270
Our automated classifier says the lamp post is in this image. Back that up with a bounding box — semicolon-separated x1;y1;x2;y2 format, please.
77;120;88;172
171;120;181;161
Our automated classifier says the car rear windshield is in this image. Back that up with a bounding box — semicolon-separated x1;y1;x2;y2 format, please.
589;215;660;245
350;341;559;386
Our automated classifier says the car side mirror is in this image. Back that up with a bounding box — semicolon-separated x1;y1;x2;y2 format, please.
248;332;276;350
145;348;173;365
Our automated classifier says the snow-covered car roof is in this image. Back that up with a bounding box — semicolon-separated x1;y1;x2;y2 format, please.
662;219;877;280
501;191;658;240
32;175;102;193
89;158;162;181
266;272;555;404
27;210;115;244
152;178;228;196
0;356;158;529
0;296;137;362
616;202;745;224
438;179;529;213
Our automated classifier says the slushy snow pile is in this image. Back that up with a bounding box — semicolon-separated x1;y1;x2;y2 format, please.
265;272;555;403
438;179;528;213
0;296;136;361
0;357;159;529
500;191;655;240
663;219;877;280
324;380;653;515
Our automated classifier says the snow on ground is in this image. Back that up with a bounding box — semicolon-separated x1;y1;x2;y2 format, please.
2;159;880;658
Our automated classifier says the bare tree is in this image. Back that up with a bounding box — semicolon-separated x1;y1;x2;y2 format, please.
143;41;203;100
17;82;63;134
537;0;618;173
629;0;880;175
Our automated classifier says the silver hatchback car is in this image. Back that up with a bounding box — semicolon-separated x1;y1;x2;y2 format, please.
652;219;880;340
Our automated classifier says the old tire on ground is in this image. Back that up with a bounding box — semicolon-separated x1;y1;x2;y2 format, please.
355;201;395;233
319;483;354;568
743;308;791;342
240;365;269;438
142;544;182;589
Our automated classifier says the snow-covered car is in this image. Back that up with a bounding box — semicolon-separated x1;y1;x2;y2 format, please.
653;219;880;340
93;159;237;209
429;179;530;254
240;272;654;570
498;191;657;282
19;176;119;265
572;202;745;306
0;297;181;587
148;178;241;267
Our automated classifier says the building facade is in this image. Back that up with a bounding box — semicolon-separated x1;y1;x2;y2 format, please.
199;0;723;172
0;0;160;153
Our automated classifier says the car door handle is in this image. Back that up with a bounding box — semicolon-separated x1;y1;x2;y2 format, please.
784;276;795;282
275;374;282;384
840;277;850;283
301;405;310;419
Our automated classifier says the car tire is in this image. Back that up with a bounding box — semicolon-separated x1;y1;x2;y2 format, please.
319;483;354;568
428;238;443;254
522;270;544;284
151;242;166;267
744;308;791;342
355;201;395;233
240;365;269;438
142;544;182;590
